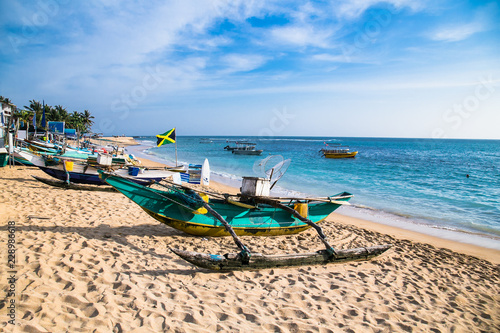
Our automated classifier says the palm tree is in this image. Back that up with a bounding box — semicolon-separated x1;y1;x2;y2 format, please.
9;99;95;136
0;96;12;104
11;109;32;130
48;105;68;122
81;110;94;132
24;100;43;128
67;111;85;133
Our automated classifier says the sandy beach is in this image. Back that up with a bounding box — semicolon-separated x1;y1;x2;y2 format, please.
1;143;499;332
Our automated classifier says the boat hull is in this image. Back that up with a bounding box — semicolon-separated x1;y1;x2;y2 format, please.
39;166;105;185
39;166;170;186
100;172;352;237
323;151;358;158
0;149;9;167
232;150;263;155
141;207;318;236
32;175;116;192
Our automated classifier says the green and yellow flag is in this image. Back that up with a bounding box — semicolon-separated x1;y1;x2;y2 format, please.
156;128;176;147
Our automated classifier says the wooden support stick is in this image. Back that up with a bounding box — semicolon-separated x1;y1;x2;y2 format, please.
252;197;336;257
189;190;251;261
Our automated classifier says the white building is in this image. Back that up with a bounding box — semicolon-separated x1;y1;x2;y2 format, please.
1;101;14;145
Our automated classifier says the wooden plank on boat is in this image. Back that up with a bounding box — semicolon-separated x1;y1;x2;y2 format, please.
32;175;117;192
170;244;391;271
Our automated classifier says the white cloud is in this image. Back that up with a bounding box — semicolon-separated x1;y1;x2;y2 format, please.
429;3;496;42
312;53;352;63
2;1;276;101
186;36;233;51
3;1;499;139
334;0;424;20
270;25;332;48
430;22;485;42
220;54;268;74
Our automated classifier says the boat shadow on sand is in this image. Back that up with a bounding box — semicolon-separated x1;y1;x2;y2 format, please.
0;222;215;275
2;217;396;274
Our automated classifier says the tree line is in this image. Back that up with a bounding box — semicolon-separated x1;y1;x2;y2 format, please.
0;96;94;133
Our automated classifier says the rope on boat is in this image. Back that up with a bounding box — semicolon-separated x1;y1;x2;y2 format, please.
131;178;203;212
151;179;253;261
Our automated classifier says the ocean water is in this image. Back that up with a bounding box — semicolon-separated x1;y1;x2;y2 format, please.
127;136;500;250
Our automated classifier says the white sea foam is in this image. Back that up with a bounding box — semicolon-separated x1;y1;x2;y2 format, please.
340;205;500;250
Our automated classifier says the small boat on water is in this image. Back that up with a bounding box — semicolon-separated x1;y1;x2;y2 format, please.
320;143;358;159
224;141;263;155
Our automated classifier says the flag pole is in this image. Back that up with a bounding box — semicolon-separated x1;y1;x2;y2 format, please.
42;100;45;141
175;140;178;166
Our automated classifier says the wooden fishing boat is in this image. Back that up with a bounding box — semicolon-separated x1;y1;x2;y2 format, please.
15;148;178;186
99;170;391;270
320;144;358;158
99;169;392;270
98;170;353;237
37;164;178;186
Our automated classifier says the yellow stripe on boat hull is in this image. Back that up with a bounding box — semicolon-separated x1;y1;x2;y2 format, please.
141;207;325;237
323;151;358;159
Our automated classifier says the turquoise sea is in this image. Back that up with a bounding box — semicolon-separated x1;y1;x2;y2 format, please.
126;136;500;250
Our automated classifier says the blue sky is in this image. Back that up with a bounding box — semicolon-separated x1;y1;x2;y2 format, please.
1;0;499;138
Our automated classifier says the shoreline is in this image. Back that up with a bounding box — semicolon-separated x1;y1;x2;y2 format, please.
122;139;500;263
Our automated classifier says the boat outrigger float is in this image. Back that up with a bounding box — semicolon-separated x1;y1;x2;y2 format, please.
171;245;391;271
169;191;390;270
98;162;391;271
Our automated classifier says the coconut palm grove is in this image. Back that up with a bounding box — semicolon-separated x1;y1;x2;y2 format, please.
0;95;94;134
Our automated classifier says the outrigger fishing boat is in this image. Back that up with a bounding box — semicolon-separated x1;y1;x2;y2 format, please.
97;156;390;270
15;148;179;186
99;170;352;236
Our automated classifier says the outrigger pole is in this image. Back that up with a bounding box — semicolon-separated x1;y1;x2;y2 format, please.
251;197;336;257
189;190;251;262
170;192;391;271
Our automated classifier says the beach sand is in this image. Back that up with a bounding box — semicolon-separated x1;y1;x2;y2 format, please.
1;149;499;332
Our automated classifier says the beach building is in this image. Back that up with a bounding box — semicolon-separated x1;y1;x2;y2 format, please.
0;100;14;147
